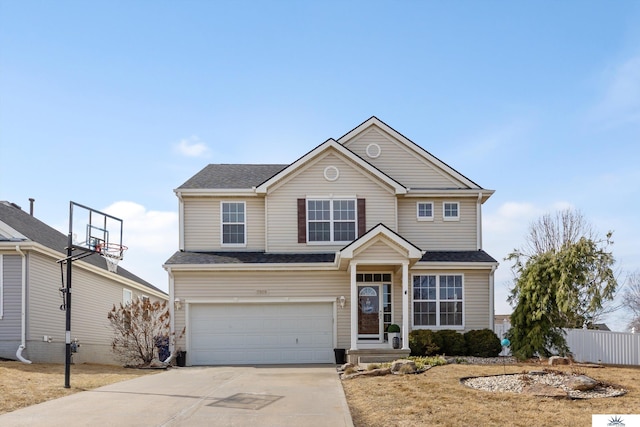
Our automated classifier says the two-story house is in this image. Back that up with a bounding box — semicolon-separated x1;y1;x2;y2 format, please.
164;117;498;365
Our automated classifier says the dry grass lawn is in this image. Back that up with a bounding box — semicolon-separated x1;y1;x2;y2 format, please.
342;362;640;427
0;360;160;415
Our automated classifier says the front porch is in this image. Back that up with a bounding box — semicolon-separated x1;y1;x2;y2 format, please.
346;348;411;364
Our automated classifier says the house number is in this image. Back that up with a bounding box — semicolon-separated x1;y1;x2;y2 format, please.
256;290;268;295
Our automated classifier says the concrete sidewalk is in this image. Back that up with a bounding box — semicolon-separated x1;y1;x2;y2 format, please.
0;365;353;427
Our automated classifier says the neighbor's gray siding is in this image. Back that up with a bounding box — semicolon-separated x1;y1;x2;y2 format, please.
26;251;160;364
0;254;22;359
397;197;478;250
342;126;468;189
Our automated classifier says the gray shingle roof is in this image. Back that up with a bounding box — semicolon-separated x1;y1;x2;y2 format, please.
165;250;497;265
178;164;289;189
0;201;165;295
165;251;336;265
420;250;498;263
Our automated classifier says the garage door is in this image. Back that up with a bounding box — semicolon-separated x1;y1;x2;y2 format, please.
189;302;334;365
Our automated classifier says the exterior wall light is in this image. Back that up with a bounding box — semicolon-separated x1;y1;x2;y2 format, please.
339;296;346;309
174;298;183;310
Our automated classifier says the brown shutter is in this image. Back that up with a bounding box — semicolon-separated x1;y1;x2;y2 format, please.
357;198;366;237
297;198;306;243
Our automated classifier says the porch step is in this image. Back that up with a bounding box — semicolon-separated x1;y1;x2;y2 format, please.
358;355;402;364
346;349;411;365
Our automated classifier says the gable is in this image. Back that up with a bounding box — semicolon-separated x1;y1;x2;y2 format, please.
339;117;481;190
255;139;406;195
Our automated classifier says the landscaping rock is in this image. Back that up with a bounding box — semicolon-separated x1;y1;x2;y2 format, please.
339;363;355;372
342;367;391;379
565;375;597;391
522;383;568;398
548;356;570;366
390;359;417;374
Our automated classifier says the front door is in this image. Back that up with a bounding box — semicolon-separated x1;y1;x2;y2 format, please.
358;285;383;340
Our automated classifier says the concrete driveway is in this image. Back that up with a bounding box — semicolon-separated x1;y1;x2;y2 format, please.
0;365;353;427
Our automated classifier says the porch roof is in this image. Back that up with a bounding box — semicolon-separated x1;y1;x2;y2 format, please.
419;250;497;263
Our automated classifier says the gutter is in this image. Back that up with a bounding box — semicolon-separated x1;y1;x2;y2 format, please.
489;264;496;331
15;245;32;364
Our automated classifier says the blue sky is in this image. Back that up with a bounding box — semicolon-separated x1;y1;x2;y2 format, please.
1;1;639;330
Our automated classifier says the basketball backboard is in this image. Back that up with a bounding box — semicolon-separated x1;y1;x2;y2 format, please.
69;201;124;259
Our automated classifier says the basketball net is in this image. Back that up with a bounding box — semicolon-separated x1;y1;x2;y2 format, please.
96;243;128;273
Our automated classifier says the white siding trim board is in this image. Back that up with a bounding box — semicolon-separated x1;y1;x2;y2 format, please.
165;262;340;272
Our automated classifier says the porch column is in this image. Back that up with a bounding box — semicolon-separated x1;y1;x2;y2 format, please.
402;261;410;350
350;261;358;350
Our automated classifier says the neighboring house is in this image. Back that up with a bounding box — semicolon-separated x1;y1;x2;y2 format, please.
0;201;167;365
164;117;499;365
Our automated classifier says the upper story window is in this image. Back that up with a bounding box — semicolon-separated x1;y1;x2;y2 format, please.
412;274;463;327
443;202;460;221
417;202;434;221
221;202;246;246
307;199;356;243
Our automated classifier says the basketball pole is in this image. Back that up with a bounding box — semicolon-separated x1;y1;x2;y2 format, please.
64;204;73;389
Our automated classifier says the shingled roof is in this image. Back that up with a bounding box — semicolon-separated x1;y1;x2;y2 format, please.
178;164;288;189
0;201;165;295
165;251;336;265
420;250;498;263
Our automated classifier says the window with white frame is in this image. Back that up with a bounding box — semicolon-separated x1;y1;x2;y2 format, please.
307;199;356;242
123;288;132;305
221;201;246;245
412;274;463;327
443;202;460;221
417;202;434;221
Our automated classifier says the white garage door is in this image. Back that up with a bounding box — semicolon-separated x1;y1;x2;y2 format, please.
189;302;334;365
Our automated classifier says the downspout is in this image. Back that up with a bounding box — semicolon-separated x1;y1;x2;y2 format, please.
489;265;496;331
176;192;184;251
15;246;32;364
477;192;483;250
164;268;175;364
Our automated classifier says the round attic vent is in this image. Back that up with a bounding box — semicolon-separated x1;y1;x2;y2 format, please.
324;166;340;182
366;143;381;158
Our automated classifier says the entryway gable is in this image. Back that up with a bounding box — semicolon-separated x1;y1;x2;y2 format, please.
338;223;423;269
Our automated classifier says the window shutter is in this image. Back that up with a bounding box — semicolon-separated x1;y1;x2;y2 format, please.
357;198;366;237
297;198;306;243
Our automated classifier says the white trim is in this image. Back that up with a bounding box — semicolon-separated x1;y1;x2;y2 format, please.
220;201;247;247
365;143;381;158
175;188;258;196
350;261;358;350
443;201;460;221
477;192;483;250
402;262;409;350
177;193;185;251
183;296;337;304
405;189;495;200
416;201;434;221
323;166;340;181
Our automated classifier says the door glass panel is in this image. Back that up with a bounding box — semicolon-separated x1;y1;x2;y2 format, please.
358;286;379;335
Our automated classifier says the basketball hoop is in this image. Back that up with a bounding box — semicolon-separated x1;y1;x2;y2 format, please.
96;243;127;273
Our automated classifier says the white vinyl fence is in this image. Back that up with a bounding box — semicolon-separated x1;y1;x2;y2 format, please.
494;321;640;365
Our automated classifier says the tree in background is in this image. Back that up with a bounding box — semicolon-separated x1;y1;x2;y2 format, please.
506;209;618;360
622;271;640;331
108;298;172;366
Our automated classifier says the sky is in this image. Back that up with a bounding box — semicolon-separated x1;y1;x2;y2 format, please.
1;1;639;331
